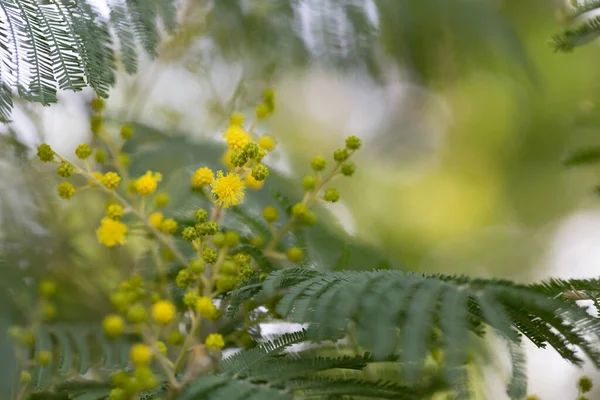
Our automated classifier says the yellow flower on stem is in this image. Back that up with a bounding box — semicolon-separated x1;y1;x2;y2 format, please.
224;125;251;152
245;173;264;190
96;218;127;247
211;171;245;208
191;167;214;188
135;171;162;196
149;212;164;229
221;150;235;169
205;333;225;350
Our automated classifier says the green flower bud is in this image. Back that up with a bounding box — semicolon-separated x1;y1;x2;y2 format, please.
36;350;52;365
341;163;356;176
243;142;260;159
126;303;148;324
57;182;75;200
287;247;303;262
91;97;105;112
251;164;269;181
311;155;327;171
183;290;198;307
37;143;54;162
176;269;193;288
345;135;361;150
95;148;107;164
263;206;278;223
20;371;31;384
302;175;317;190
256;103;269;119
90;115;103;135
231;151;248;167
212;232;226;248
234;253;251;266
182;226;198;242
194;208;209;222
333;148;350;162
323;188;340;202
75;143;92;159
198;221;219;236
190;258;206;273
220;260;237;276
168;331;184;346
57;161;74;178
579;377;593;393
225;231;240;247
120;124;134;140
292;203;308;217
154;192;170;208
216;276;236;292
203;247;218;264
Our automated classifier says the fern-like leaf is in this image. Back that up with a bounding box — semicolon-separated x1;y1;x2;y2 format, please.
233;269;600;394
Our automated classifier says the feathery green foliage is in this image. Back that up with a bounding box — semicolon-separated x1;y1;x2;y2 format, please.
230;268;600;397
553;1;600;51
0;0;176;122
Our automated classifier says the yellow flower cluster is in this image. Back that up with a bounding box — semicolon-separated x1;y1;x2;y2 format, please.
96;218;127;247
191;167;214;188
224;125;251;152
211;171;245;208
205;333;225;350
135;171;162;196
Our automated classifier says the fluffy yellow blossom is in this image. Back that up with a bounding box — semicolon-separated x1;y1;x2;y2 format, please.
195;296;218;319
135;171;162;196
221;150;235;169
152;300;176;324
130;343;152;366
101;172;121;190
149;212;164;229
103;314;124;338
96;218;127;247
224;125;251;152
88;171;104;187
191;167;214;188
205;333;225;350
245;173;264;190
258;135;277;151
211;171;245;208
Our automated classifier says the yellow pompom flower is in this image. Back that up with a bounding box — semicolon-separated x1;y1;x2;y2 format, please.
149;212;164;229
103;314;125;338
191;167;214;188
89;171;104;186
211;171;245;208
101;172;121;190
205;333;225;350
195;296;218;319
135;171;162;196
229;112;245;126
221;150;235;169
152;300;176;324
130;343;152;366
245;173;264;190
224;125;251;152
97;218;127;247
258;135;277;151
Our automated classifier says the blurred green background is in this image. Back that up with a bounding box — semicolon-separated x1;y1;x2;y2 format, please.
2;0;600;398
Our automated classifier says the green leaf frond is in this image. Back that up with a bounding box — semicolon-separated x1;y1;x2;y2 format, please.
231;269;600;396
0;0;177;121
553;2;600;52
31;324;134;390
